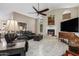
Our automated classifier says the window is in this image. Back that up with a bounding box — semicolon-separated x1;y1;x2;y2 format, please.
40;24;43;32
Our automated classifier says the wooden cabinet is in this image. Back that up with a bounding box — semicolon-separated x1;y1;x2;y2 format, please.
59;32;74;40
59;31;79;44
59;32;67;39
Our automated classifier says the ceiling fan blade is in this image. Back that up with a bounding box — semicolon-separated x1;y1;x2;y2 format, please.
39;13;47;16
33;6;38;13
39;8;49;12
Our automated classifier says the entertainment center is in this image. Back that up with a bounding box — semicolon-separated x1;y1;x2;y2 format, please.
59;17;79;56
59;17;79;42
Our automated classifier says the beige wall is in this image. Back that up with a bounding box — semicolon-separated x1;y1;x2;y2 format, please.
3;6;78;36
42;7;79;36
12;12;36;33
8;7;79;36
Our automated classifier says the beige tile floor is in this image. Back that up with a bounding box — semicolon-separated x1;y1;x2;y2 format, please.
26;36;68;56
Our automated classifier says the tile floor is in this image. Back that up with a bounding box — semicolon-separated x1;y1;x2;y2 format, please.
26;36;68;56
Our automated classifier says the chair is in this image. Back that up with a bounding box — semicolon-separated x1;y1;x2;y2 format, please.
33;34;43;41
25;41;29;52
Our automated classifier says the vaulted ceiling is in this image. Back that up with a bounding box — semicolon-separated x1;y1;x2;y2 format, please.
0;3;79;19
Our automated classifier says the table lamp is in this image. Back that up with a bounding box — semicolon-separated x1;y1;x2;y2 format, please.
5;19;19;47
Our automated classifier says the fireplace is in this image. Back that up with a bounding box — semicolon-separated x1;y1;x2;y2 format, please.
48;29;55;36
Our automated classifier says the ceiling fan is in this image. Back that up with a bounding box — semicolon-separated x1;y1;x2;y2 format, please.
29;3;49;16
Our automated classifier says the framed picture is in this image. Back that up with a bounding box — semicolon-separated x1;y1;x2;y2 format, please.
48;15;55;25
63;13;71;20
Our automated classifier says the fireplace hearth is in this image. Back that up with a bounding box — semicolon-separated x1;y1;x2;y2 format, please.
48;29;55;36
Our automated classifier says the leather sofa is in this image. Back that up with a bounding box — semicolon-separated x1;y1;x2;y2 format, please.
17;31;36;40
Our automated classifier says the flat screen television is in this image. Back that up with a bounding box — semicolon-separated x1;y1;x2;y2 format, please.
61;17;79;32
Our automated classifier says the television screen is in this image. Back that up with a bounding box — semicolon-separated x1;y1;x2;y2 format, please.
61;18;78;32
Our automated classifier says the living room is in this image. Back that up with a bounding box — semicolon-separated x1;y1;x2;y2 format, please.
0;3;79;56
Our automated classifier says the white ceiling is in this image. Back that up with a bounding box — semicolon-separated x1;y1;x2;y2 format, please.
0;3;79;19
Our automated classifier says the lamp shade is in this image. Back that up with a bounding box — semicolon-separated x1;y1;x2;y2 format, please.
5;20;19;32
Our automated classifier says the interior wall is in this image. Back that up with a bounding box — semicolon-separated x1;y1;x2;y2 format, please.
42;7;78;37
12;12;36;33
0;6;79;36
